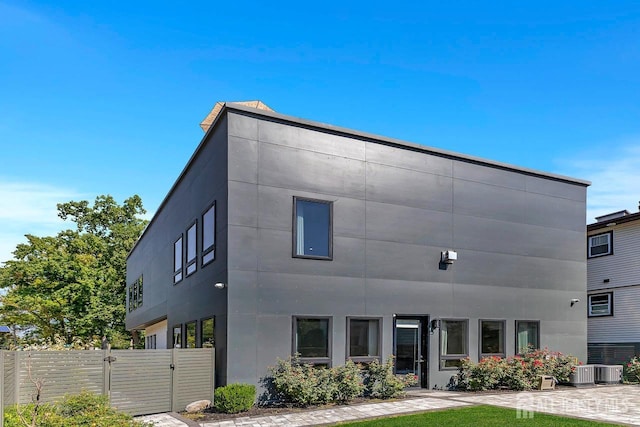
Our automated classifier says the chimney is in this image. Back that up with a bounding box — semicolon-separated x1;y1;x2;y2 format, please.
199;100;274;133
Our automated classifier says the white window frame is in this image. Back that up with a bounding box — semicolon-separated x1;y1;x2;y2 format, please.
588;293;613;317
588;231;612;258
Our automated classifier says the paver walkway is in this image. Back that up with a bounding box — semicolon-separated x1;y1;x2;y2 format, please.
137;384;640;426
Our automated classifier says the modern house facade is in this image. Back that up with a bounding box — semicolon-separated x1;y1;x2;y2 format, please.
126;101;589;389
587;207;640;364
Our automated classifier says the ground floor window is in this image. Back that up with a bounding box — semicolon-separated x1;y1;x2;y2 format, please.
347;318;381;362
294;317;331;365
185;321;196;348
145;334;156;349
201;317;214;348
516;320;540;354
440;319;468;370
480;320;505;358
588;293;613;317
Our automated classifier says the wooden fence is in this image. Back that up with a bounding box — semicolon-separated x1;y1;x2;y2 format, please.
0;348;214;423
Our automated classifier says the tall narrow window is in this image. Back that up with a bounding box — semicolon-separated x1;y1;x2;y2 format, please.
348;318;380;362
186;222;197;276
128;285;134;312
480;320;505;358
588;232;612;258
440;319;468;369
133;282;138;310
293;197;332;259
202;204;216;266
516;320;540;354
137;276;143;308
174;236;183;284
294;317;331;365
173;325;182;349
185;321;196;348
201;317;215;348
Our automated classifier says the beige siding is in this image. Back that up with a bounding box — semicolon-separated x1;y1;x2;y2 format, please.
588;285;640;343
588;221;640;291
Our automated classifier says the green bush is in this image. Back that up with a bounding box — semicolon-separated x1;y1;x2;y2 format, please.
3;391;147;427
454;348;580;391
214;383;256;414
363;356;416;399
623;356;640;383
333;360;366;402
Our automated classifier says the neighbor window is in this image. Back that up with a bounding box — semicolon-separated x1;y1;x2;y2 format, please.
185;321;196;348
440;320;469;370
440;319;468;369
202;204;216;266
516;320;540;354
293;197;332;259
174;236;183;284
589;293;613;317
588;232;612;258
480;320;505;358
347;318;381;362
146;334;156;349
186;222;197;276
173;325;182;349
201;317;214;348
294;317;331;365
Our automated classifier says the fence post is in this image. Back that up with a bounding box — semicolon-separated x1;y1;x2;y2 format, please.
170;348;176;412
0;350;5;426
14;351;21;405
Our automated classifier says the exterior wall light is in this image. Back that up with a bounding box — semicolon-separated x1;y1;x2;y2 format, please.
441;250;458;264
214;282;227;289
570;298;580;307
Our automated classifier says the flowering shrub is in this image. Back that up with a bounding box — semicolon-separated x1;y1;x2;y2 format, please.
623;356;640;383
455;348;579;391
363;356;417;399
264;355;414;406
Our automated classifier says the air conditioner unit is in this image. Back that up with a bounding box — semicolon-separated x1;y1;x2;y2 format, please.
594;365;623;384
569;365;595;387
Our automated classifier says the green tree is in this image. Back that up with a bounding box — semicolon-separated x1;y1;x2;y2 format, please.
0;195;147;347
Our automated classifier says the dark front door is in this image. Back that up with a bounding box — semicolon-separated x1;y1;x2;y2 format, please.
394;316;428;388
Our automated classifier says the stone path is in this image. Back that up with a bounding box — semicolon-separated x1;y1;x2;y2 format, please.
137;384;640;426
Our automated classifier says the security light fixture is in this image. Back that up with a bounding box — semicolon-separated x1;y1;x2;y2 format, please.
441;250;458;264
570;298;580;307
214;282;226;289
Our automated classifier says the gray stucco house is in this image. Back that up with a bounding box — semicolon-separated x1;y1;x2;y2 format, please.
126;101;589;389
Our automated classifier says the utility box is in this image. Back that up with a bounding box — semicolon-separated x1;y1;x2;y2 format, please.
539;375;555;390
569;365;595;387
594;365;623;384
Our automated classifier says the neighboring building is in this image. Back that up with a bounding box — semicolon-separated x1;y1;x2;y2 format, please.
587;206;640;364
126;101;589;389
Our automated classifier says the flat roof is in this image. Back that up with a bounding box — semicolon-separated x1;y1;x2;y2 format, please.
588;210;640;231
128;103;590;259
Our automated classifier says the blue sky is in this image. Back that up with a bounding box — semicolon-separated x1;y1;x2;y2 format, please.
1;1;640;264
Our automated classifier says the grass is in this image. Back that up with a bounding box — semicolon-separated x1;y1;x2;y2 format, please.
338;405;621;426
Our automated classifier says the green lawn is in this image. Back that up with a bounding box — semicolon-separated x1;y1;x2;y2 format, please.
338;405;621;426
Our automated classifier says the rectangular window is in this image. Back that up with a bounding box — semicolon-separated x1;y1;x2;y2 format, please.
137;276;143;308
294;317;331;365
133;282;138;310
185;321;196;348
480;320;505;358
516;320;540;354
128;285;133;312
174;236;183;284
293;197;332;260
440;319;468;369
347;318;381;362
589;293;613;317
146;334;156;349
202;204;216;266
201;317;214;348
173;325;182;349
588;232;612;258
186;223;197;276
